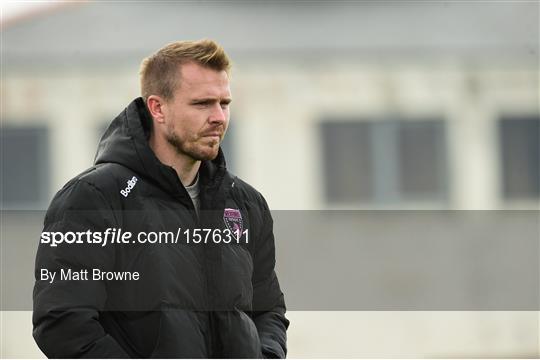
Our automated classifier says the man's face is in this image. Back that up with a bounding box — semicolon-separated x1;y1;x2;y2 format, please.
161;62;231;161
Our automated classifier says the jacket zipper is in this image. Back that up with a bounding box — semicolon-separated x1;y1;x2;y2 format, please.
169;166;215;355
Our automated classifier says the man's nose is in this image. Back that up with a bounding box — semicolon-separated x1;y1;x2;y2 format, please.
209;103;227;124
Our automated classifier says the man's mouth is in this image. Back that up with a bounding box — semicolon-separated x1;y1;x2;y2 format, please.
201;131;223;140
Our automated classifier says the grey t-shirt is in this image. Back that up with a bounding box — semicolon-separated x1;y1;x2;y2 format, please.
185;173;200;216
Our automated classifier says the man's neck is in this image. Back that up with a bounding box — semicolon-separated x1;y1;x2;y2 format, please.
149;134;200;187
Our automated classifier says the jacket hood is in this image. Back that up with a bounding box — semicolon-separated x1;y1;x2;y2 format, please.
94;97;227;198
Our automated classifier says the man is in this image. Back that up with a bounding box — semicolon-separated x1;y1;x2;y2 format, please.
33;39;289;358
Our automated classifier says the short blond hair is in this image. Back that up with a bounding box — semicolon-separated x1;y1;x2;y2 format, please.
140;39;231;101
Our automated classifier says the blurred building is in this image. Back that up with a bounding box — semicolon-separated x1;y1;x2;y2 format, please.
2;1;538;211
1;1;539;358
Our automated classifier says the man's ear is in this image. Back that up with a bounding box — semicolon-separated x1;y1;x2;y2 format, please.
146;95;167;125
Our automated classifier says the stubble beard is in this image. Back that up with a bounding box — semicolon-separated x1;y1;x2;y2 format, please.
165;128;220;161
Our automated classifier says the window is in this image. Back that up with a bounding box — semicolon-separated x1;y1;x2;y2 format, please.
321;118;447;204
1;126;50;209
398;121;447;198
322;122;373;202
499;115;540;199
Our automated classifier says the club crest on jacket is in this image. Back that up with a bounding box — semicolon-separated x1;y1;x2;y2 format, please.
223;208;243;239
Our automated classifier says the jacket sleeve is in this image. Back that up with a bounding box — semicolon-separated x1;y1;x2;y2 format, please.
33;180;130;358
252;196;289;359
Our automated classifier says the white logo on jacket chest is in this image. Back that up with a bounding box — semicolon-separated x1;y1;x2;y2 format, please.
120;176;138;197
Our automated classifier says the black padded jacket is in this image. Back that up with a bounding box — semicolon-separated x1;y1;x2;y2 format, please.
32;97;289;358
